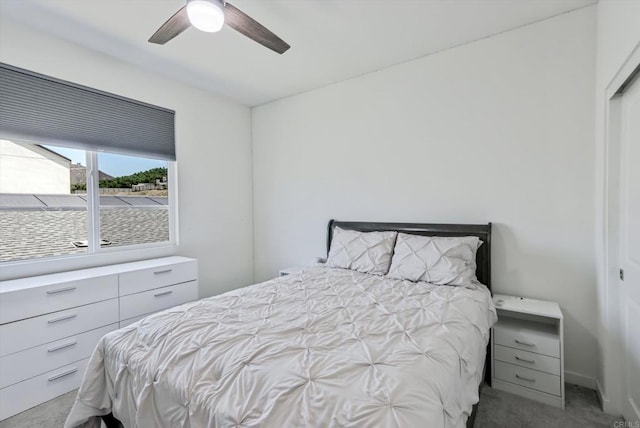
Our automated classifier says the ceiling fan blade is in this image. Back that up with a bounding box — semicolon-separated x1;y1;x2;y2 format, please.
149;5;191;45
224;2;290;54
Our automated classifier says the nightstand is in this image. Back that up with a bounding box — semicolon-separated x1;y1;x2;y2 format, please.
278;267;306;277
491;294;565;409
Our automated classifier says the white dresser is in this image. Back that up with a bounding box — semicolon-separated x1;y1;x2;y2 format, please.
491;294;564;409
0;256;198;420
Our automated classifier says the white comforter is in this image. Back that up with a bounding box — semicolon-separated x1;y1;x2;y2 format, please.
66;267;496;428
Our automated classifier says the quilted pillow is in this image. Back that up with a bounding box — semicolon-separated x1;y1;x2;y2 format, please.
326;227;397;275
387;233;482;287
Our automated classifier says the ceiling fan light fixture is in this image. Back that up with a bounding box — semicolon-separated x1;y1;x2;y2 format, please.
186;0;225;33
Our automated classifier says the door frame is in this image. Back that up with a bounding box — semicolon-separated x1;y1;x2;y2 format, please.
598;41;640;416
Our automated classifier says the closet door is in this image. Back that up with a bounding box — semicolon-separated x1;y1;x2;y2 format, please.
619;72;640;423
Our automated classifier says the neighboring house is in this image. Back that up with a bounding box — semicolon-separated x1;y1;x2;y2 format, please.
0;140;71;194
132;177;167;192
70;162;113;186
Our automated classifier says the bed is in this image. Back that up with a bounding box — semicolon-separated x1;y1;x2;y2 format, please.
65;220;496;428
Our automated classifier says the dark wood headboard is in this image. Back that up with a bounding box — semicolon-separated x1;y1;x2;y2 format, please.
327;220;492;290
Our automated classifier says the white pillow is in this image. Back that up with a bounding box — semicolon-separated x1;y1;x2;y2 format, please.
387;233;482;287
326;227;397;275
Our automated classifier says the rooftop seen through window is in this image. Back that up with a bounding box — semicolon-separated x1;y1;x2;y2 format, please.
0;140;172;263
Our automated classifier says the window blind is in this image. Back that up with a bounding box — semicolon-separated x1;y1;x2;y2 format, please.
0;63;175;160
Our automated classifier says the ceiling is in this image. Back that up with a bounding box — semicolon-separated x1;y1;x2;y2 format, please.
1;0;596;106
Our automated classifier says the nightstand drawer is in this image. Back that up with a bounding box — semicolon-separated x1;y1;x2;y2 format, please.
494;344;560;375
494;361;561;396
279;267;306;277
494;320;559;358
119;260;198;296
119;280;198;320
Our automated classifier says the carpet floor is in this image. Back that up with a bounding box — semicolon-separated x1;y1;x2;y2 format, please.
475;384;624;428
0;384;624;427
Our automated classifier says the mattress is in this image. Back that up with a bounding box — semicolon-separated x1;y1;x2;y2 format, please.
65;267;497;428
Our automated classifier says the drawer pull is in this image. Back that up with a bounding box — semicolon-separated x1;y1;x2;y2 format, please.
47;314;77;324
48;340;78;353
515;339;536;347
154;290;173;297
515;355;536;364
154;269;173;275
515;374;536;382
48;368;78;382
46;286;76;295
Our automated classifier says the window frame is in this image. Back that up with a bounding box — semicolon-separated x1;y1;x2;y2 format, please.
0;146;179;281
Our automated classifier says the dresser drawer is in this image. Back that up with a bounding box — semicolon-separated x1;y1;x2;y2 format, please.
494;360;561;396
119;260;197;296
494;344;560;376
0;299;118;357
0;358;88;420
0;275;118;324
0;324;117;389
494;320;560;358
119;313;148;329
119;280;198;320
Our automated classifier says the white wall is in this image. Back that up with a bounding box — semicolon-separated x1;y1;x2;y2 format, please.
0;140;70;194
594;0;640;414
252;7;597;383
0;19;254;297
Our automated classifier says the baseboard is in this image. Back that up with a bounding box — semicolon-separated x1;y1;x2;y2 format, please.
564;370;596;389
595;378;609;410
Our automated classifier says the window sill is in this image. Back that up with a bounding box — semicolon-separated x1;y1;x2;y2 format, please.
0;244;178;281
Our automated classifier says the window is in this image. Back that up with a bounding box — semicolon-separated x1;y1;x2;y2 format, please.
97;152;170;249
0;141;173;263
0;141;88;261
0;63;176;267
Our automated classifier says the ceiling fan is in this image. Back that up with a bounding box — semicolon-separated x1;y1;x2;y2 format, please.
149;0;290;54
